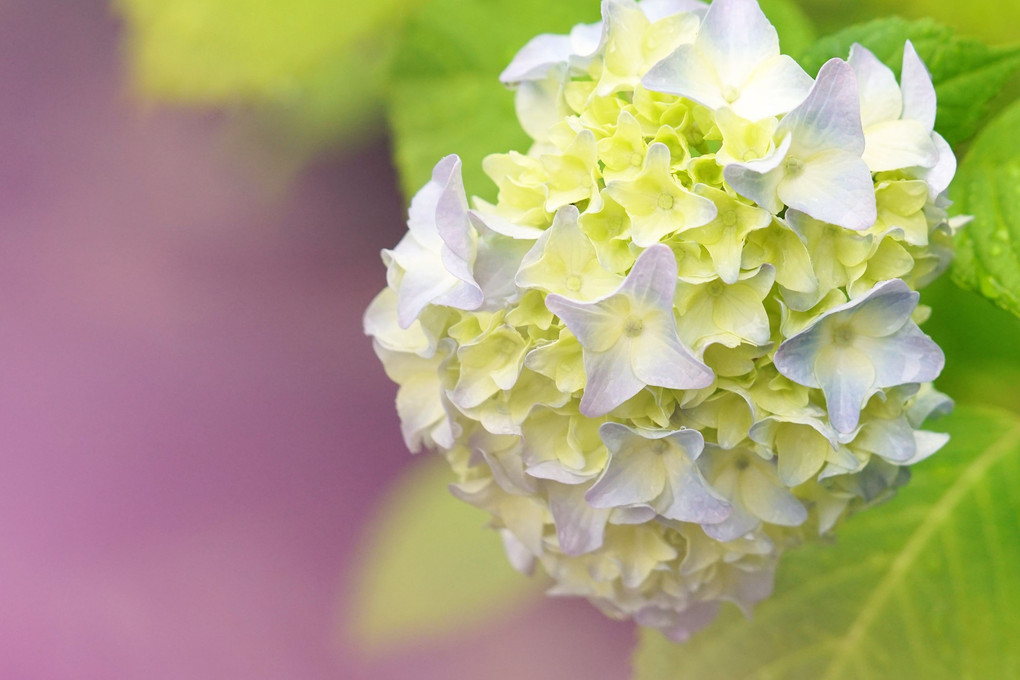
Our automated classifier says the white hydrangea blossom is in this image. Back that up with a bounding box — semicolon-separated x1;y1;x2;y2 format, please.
366;0;960;640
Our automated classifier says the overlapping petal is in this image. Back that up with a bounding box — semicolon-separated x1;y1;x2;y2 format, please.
546;244;714;416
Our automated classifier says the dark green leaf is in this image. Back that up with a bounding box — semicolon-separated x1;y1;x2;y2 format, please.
951;100;1020;320
633;406;1020;680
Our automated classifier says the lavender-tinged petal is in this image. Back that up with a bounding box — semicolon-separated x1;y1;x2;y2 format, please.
659;451;731;523
900;40;937;130
547;483;611;556
779;149;876;230
779;59;866;157
500;34;576;83
814;345;876;433
856;323;945;388
848;278;918;337
579;345;646;416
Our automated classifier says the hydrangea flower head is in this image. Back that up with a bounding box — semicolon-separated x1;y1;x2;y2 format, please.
366;0;960;641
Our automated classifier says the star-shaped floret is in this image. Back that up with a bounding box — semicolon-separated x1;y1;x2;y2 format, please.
516;205;624;299
680;185;772;284
598;110;650;182
848;41;940;173
869;179;930;246
699;445;808;541
681;385;756;449
724;59;878;231
524;327;586;394
642;0;813;120
774;278;945;433
449;322;528;410
383;155;484;327
742;221;819;305
785;209;875;303
546;244;715;416
749;415;859;486
604;143;718;247
585;423;731;524
540;129;601;211
714;107;780;166
522;410;607;484
601;524;680;589
674;265;776;350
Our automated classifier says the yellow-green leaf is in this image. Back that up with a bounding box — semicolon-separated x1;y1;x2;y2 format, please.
113;0;426;143
759;0;818;58
347;456;540;653
633;406;1020;679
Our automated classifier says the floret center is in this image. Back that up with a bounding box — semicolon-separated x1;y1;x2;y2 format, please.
624;316;645;337
657;193;675;211
832;322;855;346
784;156;805;177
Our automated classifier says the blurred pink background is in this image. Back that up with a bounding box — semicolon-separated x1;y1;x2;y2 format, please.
0;1;635;678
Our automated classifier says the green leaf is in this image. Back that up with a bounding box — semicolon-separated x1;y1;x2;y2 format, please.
921;277;1020;415
387;0;601;202
951;100;1020;320
799;17;1020;146
796;0;1020;46
633;406;1020;680
113;0;427;144
347;456;540;653
759;0;818;59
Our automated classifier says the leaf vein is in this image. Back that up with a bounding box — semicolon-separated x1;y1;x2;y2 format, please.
817;422;1020;680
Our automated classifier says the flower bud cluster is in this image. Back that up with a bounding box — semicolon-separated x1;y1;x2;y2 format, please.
365;0;962;639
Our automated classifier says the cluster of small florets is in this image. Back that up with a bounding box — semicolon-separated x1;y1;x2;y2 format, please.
365;0;963;640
